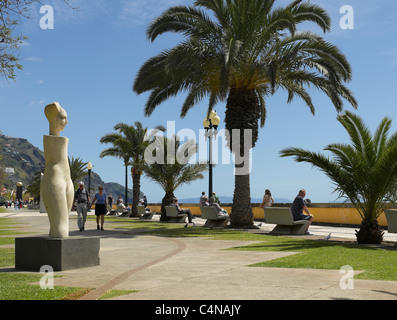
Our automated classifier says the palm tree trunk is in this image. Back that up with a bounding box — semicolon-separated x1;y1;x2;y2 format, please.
355;219;384;244
131;168;141;217
225;88;261;229
230;163;254;228
124;163;128;205
160;192;175;221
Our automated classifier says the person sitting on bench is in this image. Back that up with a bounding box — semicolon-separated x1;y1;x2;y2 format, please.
172;198;195;226
291;189;314;235
209;197;228;216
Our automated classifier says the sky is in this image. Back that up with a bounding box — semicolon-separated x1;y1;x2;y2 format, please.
1;0;397;203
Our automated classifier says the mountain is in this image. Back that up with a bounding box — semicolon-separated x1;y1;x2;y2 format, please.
0;134;45;187
81;171;134;202
0;134;132;201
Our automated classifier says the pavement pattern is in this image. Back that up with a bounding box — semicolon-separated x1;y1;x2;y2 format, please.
1;208;397;301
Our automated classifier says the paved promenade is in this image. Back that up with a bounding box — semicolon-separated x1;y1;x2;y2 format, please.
1;207;397;301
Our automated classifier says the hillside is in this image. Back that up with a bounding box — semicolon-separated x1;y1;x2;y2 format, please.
0;134;132;200
0;134;45;187
81;171;133;201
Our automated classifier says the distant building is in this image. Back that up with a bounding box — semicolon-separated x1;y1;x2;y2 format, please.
4;168;14;175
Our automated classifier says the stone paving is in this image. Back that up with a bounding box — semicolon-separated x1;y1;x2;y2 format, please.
1;208;397;301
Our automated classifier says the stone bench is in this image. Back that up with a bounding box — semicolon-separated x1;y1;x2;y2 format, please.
165;206;187;223
384;209;397;233
138;206;154;220
264;207;310;235
200;206;229;228
116;205;129;216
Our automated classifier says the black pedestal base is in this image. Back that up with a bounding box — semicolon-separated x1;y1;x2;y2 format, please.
15;236;100;271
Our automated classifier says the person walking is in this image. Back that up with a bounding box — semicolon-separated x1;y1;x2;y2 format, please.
73;181;90;231
107;193;113;212
91;186;107;231
143;195;148;208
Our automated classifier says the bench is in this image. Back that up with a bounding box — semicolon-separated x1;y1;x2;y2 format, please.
138;206;154;220
116;205;129;216
200;206;229;228
165;206;187;223
384;209;397;233
264;207;310;235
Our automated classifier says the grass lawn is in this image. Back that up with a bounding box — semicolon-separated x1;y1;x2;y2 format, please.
228;236;397;281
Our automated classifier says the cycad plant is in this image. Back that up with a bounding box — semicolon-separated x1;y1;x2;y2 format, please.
280;111;397;244
143;135;208;221
133;0;357;228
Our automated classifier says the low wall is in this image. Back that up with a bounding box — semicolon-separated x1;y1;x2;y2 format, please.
145;203;390;227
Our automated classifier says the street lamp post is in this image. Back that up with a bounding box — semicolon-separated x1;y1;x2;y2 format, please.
87;161;92;212
203;110;220;199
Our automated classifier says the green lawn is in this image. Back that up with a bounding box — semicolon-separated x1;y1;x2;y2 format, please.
228;236;397;281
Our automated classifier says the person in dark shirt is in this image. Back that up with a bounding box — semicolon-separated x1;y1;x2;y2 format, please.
73;181;90;231
172;198;196;227
291;189;313;235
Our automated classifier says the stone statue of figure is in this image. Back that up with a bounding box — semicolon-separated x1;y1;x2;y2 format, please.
40;102;74;238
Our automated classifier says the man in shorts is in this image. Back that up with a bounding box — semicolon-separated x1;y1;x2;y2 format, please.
290;189;314;235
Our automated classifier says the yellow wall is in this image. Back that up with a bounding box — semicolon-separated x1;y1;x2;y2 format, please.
145;203;388;226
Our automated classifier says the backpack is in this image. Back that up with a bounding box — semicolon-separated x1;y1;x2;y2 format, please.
75;188;89;203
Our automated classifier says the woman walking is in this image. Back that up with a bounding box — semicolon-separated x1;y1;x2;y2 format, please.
91;186;107;230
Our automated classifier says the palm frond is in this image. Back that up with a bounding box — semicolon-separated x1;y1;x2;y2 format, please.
281;112;397;223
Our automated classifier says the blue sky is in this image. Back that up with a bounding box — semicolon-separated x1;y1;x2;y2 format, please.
1;0;397;203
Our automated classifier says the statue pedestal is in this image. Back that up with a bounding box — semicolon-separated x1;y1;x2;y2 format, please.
15;237;100;271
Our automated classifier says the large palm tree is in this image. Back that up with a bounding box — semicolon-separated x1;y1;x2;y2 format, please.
144;135;208;221
100;122;165;216
133;0;357;228
100;130;131;207
280;111;397;244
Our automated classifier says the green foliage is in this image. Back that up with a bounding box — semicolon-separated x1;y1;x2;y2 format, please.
133;0;357;227
143;135;208;195
100;122;165;212
281;111;397;243
240;238;397;281
134;0;357;120
68;156;88;188
0;273;84;300
0;0;36;81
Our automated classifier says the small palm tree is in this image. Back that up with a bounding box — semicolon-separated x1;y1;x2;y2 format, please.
143;135;208;221
133;0;357;228
26;169;44;202
68;157;88;189
100;122;165;216
280;111;397;244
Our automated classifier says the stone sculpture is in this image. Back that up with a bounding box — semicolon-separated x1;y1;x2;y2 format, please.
40;102;74;238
